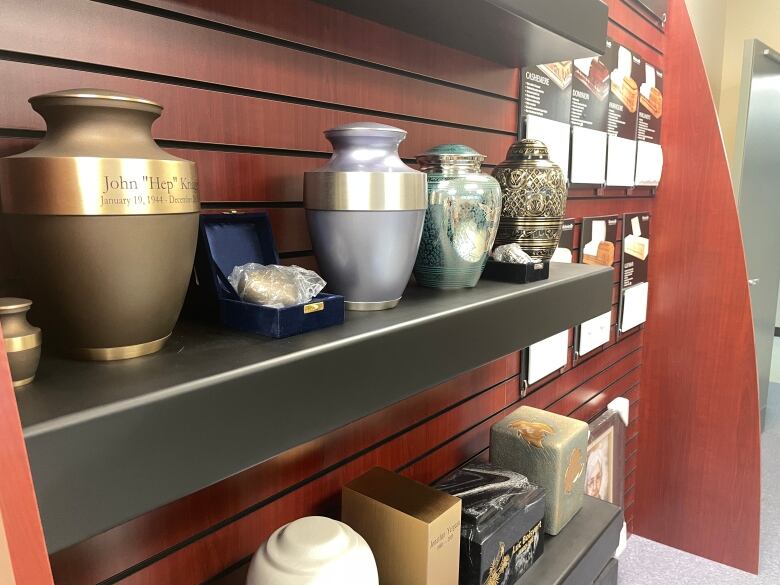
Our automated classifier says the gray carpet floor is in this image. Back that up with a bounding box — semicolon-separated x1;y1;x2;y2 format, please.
618;379;780;584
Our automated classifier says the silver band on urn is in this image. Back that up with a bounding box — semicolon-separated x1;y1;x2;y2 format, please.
304;172;427;211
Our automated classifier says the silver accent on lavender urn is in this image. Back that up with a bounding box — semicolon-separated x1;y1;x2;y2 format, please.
304;123;427;311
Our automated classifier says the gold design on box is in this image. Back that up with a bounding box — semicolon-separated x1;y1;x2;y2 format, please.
485;542;510;585
509;420;555;448
564;448;585;494
304;301;325;314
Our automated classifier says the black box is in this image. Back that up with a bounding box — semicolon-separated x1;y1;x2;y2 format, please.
191;212;344;338
435;462;546;585
482;260;550;284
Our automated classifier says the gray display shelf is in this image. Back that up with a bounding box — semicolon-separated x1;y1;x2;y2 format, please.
207;495;622;585
314;0;608;69
17;263;612;552
518;496;623;585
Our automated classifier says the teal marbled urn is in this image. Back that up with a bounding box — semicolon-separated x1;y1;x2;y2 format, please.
413;145;502;289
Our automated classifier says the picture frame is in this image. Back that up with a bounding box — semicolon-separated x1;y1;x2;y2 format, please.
586;409;626;508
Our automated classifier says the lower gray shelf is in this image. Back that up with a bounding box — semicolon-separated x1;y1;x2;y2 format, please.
207;496;623;585
17;263;612;552
518;496;623;585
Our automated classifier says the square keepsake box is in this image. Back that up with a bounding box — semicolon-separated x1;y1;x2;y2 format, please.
491;406;589;535
434;462;545;585
191;212;344;338
342;467;462;585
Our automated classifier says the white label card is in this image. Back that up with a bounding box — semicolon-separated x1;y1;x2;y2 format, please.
579;311;612;356
606;135;637;187
634;141;663;186
525;115;572;179
527;330;569;385
620;281;649;332
571;126;607;185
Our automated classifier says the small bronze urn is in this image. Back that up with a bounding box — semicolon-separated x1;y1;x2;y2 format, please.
0;89;200;360
491;139;567;261
0;298;41;388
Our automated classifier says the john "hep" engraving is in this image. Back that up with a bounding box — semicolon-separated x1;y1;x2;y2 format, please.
102;175;199;196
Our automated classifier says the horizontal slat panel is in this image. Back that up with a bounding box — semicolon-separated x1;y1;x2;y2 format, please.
170;149;321;202
0;0;517;133
571;376;640;421
110;378;521;584
0;60;514;164
625;484;636;509
626;434;638;457
607;21;662;68
131;0;521;98
566;197;654;218
548;351;641;416
625;466;637;493
607;0;665;52
523;331;643;410
50;355;519;585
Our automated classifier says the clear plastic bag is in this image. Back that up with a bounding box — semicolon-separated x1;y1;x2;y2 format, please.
492;243;533;264
228;263;326;308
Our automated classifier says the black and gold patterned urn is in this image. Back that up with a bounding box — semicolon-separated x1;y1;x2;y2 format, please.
491;139;567;261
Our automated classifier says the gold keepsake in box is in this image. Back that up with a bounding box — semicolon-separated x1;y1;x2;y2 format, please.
342;467;462;585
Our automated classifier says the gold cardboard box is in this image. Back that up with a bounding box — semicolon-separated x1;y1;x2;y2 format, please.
342;467;462;585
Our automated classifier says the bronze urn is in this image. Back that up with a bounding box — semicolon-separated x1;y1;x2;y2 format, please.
0;89;200;360
0;298;41;387
491;139;567;261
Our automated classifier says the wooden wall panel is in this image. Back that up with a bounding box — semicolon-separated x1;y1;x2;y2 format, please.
0;0;663;582
0;326;53;584
606;0;666;53
1;0;517;133
0;61;513;165
634;0;761;573
130;0;521;98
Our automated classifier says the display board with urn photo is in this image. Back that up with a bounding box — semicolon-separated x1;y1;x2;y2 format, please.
521;60;574;178
570;51;610;186
620;213;651;332
635;63;664;186
604;39;641;187
577;216;619;357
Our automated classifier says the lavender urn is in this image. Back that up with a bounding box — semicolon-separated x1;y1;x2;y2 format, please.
304;123;427;310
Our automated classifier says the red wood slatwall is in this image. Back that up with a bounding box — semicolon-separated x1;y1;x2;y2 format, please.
0;323;53;584
0;1;666;583
634;0;761;573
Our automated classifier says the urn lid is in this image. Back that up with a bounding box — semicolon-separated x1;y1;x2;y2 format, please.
503;139;552;162
29;88;162;114
246;516;378;585
416;144;486;169
324;122;407;140
0;298;32;315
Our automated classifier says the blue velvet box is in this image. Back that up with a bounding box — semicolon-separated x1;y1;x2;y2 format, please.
193;213;344;338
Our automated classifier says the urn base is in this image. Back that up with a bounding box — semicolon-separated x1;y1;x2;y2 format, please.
68;334;171;361
344;298;400;311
